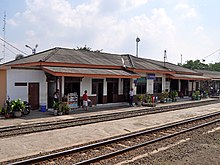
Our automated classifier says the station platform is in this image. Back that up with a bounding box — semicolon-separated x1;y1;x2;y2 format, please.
0;98;211;128
0;98;219;162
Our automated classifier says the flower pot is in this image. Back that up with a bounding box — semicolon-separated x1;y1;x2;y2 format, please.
14;111;22;117
5;113;12;119
57;111;63;115
54;109;58;115
137;101;142;106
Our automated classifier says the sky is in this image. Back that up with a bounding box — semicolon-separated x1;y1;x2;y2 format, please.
0;0;220;64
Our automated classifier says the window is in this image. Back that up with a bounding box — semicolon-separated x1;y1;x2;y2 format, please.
15;82;27;86
154;77;162;93
136;77;146;94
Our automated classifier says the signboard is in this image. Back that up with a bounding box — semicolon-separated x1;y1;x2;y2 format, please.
147;74;156;80
137;77;146;83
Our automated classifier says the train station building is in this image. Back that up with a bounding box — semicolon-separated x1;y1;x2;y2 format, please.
0;47;211;109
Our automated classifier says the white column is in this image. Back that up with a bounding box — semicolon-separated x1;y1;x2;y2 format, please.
61;76;65;97
119;78;123;95
178;80;181;92
131;78;136;95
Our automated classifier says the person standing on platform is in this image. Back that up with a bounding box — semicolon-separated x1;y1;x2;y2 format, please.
83;90;88;110
53;89;60;103
129;88;134;106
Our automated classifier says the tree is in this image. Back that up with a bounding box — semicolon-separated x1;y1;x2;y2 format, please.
15;54;24;60
182;60;209;70
75;45;103;52
76;45;92;51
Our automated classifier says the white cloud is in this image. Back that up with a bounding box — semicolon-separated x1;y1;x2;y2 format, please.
194;26;204;35
97;0;149;14
175;3;197;19
5;0;217;65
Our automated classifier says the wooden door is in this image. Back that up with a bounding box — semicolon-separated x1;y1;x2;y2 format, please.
123;78;130;101
28;83;39;110
107;82;113;103
97;82;103;104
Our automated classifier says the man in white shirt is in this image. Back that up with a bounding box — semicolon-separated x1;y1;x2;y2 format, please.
129;88;134;106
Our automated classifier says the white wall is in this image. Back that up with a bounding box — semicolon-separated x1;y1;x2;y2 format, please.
146;73;166;94
81;77;91;96
147;79;154;94
119;78;123;95
7;69;47;105
188;81;196;91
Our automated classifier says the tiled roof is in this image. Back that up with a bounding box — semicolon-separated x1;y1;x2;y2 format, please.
2;47;200;75
3;48;57;65
130;56;171;71
4;47;132;68
43;66;139;78
168;73;210;80
195;69;220;79
146;59;200;74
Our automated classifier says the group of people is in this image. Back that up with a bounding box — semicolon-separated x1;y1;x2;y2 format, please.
53;89;89;111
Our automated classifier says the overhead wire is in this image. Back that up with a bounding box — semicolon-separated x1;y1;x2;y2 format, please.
0;42;17;55
203;49;220;59
0;37;28;55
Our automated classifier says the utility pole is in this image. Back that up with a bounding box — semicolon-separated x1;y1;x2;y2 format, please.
164;50;167;67
1;11;6;62
136;37;140;57
181;54;182;65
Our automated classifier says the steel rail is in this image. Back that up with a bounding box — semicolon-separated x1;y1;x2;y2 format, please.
9;111;220;165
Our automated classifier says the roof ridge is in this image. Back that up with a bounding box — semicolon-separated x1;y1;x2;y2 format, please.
41;47;60;62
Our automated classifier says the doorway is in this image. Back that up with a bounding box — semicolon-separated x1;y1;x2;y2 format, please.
48;82;56;108
64;82;80;106
170;79;179;91
28;83;39;110
107;82;114;103
92;79;104;104
180;80;188;96
123;78;130;102
97;82;103;104
107;78;118;103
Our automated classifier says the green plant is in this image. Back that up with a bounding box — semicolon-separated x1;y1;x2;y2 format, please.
11;99;25;112
137;95;143;102
63;103;70;114
170;90;178;99
53;101;61;110
145;94;152;103
195;90;200;96
162;91;169;99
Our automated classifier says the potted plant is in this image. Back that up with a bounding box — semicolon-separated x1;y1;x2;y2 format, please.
57;103;63;115
192;92;196;100
53;101;60;115
170;90;178;102
136;95;143;106
195;90;201;100
142;94;156;107
160;91;169;103
11;99;25;117
63;103;70;115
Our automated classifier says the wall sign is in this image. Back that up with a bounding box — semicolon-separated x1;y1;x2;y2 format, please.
147;74;156;80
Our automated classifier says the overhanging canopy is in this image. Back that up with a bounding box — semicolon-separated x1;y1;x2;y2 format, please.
167;73;211;80
42;66;140;78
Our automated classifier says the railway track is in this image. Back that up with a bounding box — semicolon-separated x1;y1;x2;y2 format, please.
0;99;219;138
7;109;220;165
